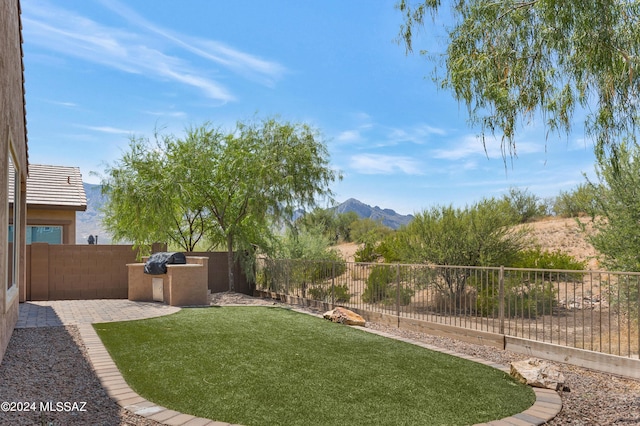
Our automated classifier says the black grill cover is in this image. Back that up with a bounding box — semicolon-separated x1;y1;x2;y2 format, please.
144;252;187;275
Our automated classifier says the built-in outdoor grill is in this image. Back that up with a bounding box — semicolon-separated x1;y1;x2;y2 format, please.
128;252;208;306
144;252;187;275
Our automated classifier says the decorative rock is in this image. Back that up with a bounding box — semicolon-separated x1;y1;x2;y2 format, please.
323;307;366;326
510;358;566;391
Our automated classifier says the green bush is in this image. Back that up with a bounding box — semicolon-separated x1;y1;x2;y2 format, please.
553;183;597;218
502;187;547;223
512;247;586;280
308;283;351;303
350;218;392;244
362;266;394;303
474;275;558;319
287;259;347;293
354;242;380;263
471;248;582;319
362;265;413;306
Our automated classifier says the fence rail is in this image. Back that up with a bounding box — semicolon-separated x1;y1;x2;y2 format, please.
256;259;640;359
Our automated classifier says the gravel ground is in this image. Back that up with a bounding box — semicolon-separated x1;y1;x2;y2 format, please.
0;326;162;426
1;293;639;425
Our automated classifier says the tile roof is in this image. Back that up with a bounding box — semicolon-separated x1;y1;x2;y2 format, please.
9;163;87;211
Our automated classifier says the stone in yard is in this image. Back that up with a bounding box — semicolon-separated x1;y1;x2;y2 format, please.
510;358;566;391
323;307;366;326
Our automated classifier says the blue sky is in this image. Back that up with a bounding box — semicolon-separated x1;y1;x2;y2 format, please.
21;0;597;215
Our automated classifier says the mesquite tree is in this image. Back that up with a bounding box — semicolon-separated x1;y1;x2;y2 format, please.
397;1;640;154
102;118;339;291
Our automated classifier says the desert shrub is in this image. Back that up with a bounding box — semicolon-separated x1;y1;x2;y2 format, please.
361;265;413;306
290;259;346;288
376;232;405;263
502;187;547;223
354;242;381;263
308;283;351;303
553;183;598;218
473;273;558;318
350;218;392;244
362;265;394;303
512;247;586;280
398;199;530;308
258;258;346;296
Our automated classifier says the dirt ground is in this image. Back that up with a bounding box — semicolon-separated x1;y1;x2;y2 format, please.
518;216;599;269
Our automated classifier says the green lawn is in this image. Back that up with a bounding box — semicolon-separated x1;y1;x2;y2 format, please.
94;307;534;426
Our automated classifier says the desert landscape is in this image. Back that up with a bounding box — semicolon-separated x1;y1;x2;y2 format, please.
335;216;601;269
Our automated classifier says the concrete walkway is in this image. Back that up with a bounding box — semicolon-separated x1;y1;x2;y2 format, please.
16;300;561;426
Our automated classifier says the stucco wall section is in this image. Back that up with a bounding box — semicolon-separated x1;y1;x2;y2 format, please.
27;244;139;300
26;209;77;244
0;0;28;364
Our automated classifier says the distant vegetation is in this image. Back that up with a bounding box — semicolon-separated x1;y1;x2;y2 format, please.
83;153;639;281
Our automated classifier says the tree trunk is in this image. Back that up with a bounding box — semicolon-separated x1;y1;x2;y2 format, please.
227;233;235;292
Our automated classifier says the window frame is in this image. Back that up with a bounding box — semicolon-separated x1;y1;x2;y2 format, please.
5;139;20;310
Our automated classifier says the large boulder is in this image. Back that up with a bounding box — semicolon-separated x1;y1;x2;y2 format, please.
323;307;366;327
510;358;566;391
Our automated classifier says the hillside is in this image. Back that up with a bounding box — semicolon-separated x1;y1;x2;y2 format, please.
335;217;600;268
520;217;599;269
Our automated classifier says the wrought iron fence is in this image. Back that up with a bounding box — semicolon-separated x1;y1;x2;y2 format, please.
256;259;640;358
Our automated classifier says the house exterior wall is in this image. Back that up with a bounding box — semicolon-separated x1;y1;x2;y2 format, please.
26;208;77;244
1;0;28;364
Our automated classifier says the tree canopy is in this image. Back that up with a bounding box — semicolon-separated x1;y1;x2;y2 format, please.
397;0;640;154
101;132;207;252
398;198;528;267
586;140;640;272
102;118;339;291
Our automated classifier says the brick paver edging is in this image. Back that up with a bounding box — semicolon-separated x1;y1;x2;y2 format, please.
78;324;240;426
77;305;561;426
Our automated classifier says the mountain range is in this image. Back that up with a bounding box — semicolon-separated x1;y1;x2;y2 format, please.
76;183;110;244
75;185;414;243
332;198;413;229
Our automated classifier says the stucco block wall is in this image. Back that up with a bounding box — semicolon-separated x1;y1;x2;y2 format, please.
27;244;139;300
187;251;249;293
0;0;28;364
25;247;250;301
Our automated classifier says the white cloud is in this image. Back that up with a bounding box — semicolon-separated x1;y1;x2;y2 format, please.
22;1;286;102
80;125;135;135
335;119;447;148
45;100;77;107
431;134;543;160
99;0;286;85
336;130;361;142
350;154;423;175
388;124;447;143
143;110;187;118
